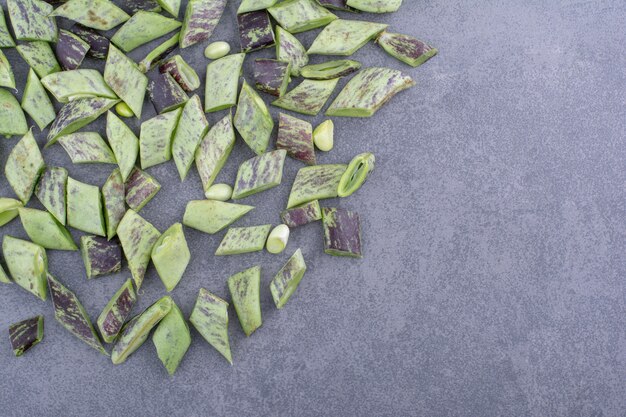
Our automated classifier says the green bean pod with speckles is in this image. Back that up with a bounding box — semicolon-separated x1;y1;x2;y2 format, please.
117;209;161;289
228;266;262;336
308;19;388;56
106;111;139;181
16;41;61;78
300;59;361;80
286;164;347;208
232;150;287;199
0;8;15;47
268;0;337;33
195;113;236;196
35;167;68;225
254;59;292;97
151;223;190;292
8;0;57;42
148;72;189;114
97;278;136;343
80;235;122;279
137;32;179;73
9;316;44;356
317;0;357;12
59;133;117;165
376;31;438;67
56;30;89;71
270;248;307;309
19;208;77;251
322;207;362;258
276;113;316;165
237;10;275;52
104;45;148;118
102;168;125;240
5;131;45;204
155;0;181;17
238;0;278;14
234;81;274;155
172;95;209;181
281;200;322;228
183;200;254;235
22;69;55;131
0;89;27;137
0;50;15;89
337;152;375;197
152;302;190;375
204;53;245;113
140;108;181;169
346;0;402;13
189;289;232;364
215;225;272;255
3;236;48;300
159;55;200;92
119;0;163;14
41;69;118;103
272;78;339;116
0;198;23;227
111;11;181;53
67;177;106;236
124;168;161;211
51;0;130;31
179;0;227;49
275;26;308;76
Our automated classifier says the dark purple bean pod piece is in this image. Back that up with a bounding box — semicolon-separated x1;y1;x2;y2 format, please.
56;30;90;70
69;24;110;60
124;167;161;211
254;59;292;97
316;0;357;12
276;113;316;165
148;71;189;114
322;207;362;258
179;0;227;49
159;55;200;92
9;316;44;356
97;278;136;344
237;10;275;53
280;200;322;228
80;235;122;278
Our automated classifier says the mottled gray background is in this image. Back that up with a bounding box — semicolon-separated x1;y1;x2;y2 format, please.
0;0;625;416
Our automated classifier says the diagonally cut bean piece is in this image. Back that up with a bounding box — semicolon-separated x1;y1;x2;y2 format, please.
80;235;122;278
0;8;15;47
272;78;339;116
0;49;15;89
189;288;232;364
19;208;77;251
326;67;415;117
124;167;161;211
117;209;161;289
16;41;61;79
118;0;163;13
46;97;119;146
281;200;322;228
41;69;117;103
69;24;110;60
254;59;291;97
3;236;48;300
112;295;172;364
97;278;136;343
275;26;308;76
276;113;316;165
0;89;27;137
152;302;190;375
300;59;361;80
308;19;388;56
67;177;106;236
8;0;57;42
172;95;209;181
155;0;181;17
102;168;125;240
0;198;23;227
228;266;262;336
322;207;362;257
9;316;43;356
215;224;272;256
140;108;181;169
204;53;245;113
51;0;130;31
317;0;357;12
270;248;307;309
180;0;227;49
238;0;278;14
195;113;235;196
56;30;90;71
151;223;190;292
338;152;375;197
376;31;438;67
237;10;275;52
183;200;253;235
268;0;337;33
234;81;274;155
35;167;67;225
106;111;139;182
148;72;189;114
104;45;148;118
111;11;181;53
346;0;402;13
137;32;179;73
232;150;287;199
159;55;200;92
5;130;45;204
287;164;347;208
59;132;117;165
21;69;55;131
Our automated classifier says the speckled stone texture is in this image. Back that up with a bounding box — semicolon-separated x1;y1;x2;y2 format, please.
0;1;624;416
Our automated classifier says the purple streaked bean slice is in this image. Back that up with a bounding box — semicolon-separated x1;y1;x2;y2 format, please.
322;207;362;258
97;278;136;343
80;235;122;278
35;167;68;225
276;113;316;165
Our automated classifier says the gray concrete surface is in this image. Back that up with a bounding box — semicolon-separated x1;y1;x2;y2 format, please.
1;1;625;416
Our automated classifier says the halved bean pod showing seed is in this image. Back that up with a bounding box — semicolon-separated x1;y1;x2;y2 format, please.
237;10;275;52
47;97;120;146
21;69;56;131
232;150;287;199
106;111;139;182
287;164;347;208
215;224;272;256
9;316;43;356
189;289;232;364
270;248;307;309
3;236;48;300
112;295;172;364
51;0;130;31
151;223;190;292
338;152;375;197
41;69;117;103
16;41;61;78
183;200;253;234
0;8;15;47
346;0;402;13
268;0;337;33
59;132;117;165
56;30;90;71
254;59;292;97
308;19;388;56
272;78;339;116
124;167;161;211
5;131;45;204
137;31;179;73
102;168;125;240
69;24;110;59
155;0;180;17
97;278;136;343
204;53;245;113
67;177;106;236
152;302;190;375
179;0;227;49
195;113;235;196
19;208;77;251
111;11;181;53
0;89;27;137
322;207;362;258
8;0;57;42
148;72;189;114
238;0;278;14
0;50;15;89
35;167;67;225
104;45;148;118
326;67;414;117
80;235;122;279
118;0;163;14
172;95;209;181
0;198;23;227
234;81;274;155
266;224;290;254
117;209;161;289
317;0;357;12
300;59;361;80
376;31;438;67
228;266;262;336
313;119;334;151
280;200;322;228
276;113;316;165
275;26;308;76
140;108;181;169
